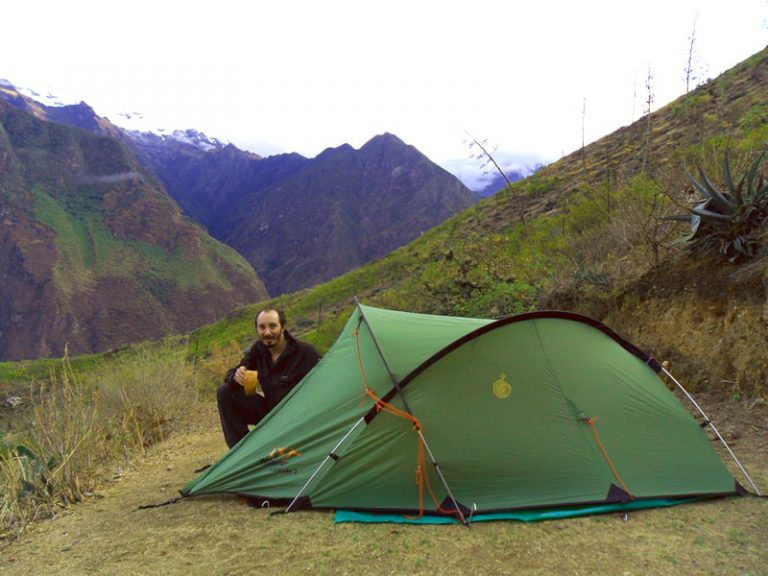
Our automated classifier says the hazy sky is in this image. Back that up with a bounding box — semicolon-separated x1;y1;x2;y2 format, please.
3;0;766;189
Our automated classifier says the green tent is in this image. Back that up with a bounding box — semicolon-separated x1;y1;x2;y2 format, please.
182;304;742;522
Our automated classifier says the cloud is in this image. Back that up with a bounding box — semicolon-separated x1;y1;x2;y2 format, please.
442;151;545;192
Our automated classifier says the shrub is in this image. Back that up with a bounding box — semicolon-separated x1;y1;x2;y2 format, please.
668;150;768;262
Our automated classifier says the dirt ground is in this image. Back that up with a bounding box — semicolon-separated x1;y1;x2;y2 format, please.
0;395;766;576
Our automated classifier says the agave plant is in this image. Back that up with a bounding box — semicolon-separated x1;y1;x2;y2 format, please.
668;150;768;262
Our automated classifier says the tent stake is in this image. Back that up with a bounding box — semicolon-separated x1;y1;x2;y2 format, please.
284;416;366;513
662;367;761;495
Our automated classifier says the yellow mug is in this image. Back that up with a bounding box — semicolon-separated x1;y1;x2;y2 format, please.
243;370;262;396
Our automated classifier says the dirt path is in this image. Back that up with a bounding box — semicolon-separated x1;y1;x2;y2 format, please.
1;398;767;576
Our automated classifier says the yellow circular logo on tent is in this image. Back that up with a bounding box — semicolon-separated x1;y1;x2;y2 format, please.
493;372;512;399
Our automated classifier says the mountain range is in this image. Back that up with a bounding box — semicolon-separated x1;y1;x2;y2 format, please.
0;81;478;359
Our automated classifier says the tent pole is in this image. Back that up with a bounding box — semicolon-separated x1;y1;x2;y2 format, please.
354;297;415;414
662;367;761;495
418;430;468;525
354;297;468;525
284;416;367;513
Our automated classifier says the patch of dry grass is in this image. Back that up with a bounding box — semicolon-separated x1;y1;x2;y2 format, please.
0;346;201;537
193;340;243;401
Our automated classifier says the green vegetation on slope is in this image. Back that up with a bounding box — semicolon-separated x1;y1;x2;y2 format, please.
31;185;261;299
32;186;94;294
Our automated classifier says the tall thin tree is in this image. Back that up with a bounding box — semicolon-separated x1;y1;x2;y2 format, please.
465;132;529;236
581;97;587;172
685;14;699;93
641;66;655;173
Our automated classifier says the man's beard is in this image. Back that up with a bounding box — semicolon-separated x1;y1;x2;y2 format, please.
261;330;284;348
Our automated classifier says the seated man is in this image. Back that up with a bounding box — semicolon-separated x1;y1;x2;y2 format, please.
216;308;321;448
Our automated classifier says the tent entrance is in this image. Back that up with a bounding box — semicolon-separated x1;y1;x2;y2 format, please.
288;301;470;524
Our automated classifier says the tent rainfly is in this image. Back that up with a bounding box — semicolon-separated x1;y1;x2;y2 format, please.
182;303;756;524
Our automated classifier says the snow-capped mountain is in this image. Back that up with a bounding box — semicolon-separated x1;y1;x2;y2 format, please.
1;79;229;154
125;127;227;152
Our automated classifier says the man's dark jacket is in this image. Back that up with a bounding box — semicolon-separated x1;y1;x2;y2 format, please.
224;331;321;410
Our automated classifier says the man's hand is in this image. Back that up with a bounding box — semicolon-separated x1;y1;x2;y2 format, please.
234;366;247;387
234;366;262;396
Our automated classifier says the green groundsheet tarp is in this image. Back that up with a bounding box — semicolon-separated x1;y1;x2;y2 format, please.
334;498;703;524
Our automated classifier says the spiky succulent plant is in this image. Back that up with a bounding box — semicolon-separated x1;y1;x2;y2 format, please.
668;150;768;262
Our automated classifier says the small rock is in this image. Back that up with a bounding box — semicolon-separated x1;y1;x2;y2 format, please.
0;396;23;409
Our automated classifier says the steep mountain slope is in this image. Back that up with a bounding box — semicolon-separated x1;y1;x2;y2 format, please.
474;47;768;232
0;99;268;360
